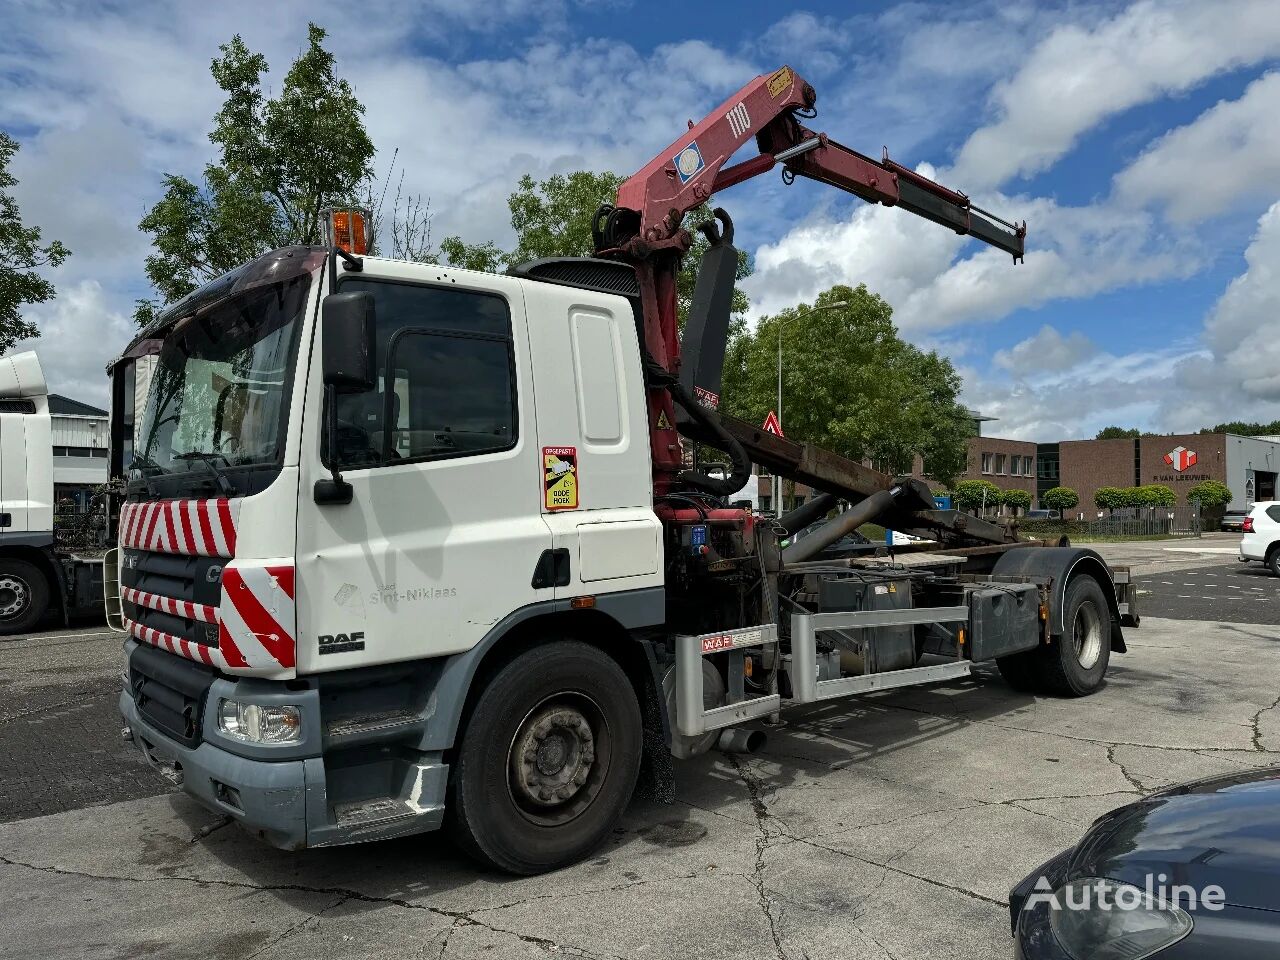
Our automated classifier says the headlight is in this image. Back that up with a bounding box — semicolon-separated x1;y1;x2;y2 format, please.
217;699;302;744
1050;878;1193;960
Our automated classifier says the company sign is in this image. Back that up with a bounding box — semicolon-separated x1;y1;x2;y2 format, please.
1163;446;1198;472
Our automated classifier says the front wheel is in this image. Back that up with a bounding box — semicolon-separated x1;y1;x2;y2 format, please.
450;640;642;874
1267;549;1280;578
0;559;50;636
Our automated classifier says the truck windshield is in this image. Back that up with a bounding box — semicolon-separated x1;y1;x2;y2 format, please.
134;274;310;497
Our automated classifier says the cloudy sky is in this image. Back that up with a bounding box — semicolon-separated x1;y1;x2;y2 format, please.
3;0;1280;440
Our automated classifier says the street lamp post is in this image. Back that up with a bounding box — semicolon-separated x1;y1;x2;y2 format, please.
775;300;846;514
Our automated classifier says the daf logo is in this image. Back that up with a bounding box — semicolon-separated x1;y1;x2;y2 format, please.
205;565;223;583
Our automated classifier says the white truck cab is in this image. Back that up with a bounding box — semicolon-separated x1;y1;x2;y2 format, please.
115;247;666;866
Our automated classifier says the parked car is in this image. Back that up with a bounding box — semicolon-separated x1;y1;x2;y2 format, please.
1025;509;1061;521
1239;501;1280;575
1011;766;1280;958
1220;510;1249;532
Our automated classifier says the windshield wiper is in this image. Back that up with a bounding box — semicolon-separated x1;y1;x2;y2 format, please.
128;453;166;498
174;451;234;497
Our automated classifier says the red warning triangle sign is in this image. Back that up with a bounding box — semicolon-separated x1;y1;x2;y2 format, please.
762;411;784;437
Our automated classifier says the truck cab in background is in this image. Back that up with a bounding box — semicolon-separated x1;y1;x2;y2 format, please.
0;351;105;633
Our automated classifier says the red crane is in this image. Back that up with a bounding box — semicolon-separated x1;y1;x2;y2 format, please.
592;65;1025;528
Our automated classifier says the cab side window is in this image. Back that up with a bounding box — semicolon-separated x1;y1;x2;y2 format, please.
329;279;516;468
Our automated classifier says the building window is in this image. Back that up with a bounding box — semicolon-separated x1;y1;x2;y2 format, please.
981;453;993;474
994;454;1006;475
53;445;108;458
759;496;771;514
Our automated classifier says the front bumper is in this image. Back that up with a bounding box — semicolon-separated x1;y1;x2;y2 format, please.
120;689;311;848
119;645;451;849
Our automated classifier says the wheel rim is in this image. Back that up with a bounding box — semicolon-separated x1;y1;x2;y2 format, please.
1073;600;1103;669
0;575;31;620
507;693;611;826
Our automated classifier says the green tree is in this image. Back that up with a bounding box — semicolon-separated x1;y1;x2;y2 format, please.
1094;486;1128;514
952;479;1002;516
1041;486;1079;512
439;171;751;319
135;23;375;322
0;132;70;350
1134;484;1176;508
1001;488;1032;516
1095;426;1141;440
1187;479;1232;508
1202;420;1280;435
720;284;972;485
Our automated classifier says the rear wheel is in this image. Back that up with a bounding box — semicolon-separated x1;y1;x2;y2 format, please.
450;640;642;874
996;650;1040;692
1038;576;1111;696
0;559;50;636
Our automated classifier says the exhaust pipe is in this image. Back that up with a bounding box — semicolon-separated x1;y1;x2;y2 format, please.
781;487;900;565
717;727;767;753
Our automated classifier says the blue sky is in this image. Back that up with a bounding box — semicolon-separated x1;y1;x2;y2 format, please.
3;0;1280;440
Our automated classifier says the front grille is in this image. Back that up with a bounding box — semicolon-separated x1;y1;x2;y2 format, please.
129;642;215;747
121;547;223;649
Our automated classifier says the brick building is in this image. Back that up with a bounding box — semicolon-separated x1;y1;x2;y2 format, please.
736;418;1279;518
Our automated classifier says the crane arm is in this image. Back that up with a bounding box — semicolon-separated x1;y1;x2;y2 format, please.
603;65;1025;260
598;65;1025;504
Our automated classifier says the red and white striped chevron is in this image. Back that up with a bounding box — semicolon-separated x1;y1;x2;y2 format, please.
119;496;296;673
119;497;242;558
122;564;295;673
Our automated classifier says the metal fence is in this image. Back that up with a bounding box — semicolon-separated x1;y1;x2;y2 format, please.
1016;504;1202;539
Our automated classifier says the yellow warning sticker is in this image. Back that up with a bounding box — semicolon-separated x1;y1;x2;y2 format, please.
657;409;672;430
544;446;579;511
767;67;793;99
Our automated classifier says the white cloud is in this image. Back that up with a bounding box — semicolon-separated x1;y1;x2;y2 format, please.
745;175;1197;333
993;325;1098;372
950;0;1280;189
1191;201;1280;402
963;342;1209;441
967;204;1280;440
4;281;137;406
1114;71;1280;222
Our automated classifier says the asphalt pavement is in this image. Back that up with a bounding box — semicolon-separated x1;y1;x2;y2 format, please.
1;538;1277;959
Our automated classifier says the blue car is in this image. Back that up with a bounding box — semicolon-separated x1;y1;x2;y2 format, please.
1011;766;1280;958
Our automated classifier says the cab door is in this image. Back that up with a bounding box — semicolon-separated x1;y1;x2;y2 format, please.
295;266;550;672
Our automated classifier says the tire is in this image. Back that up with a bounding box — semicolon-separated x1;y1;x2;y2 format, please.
1267;549;1280;578
996;650;1040;692
450;640;643;874
1037;576;1111;697
0;559;50;636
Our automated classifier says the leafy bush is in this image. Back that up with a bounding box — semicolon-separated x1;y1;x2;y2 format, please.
1094;487;1128;513
1042;486;1079;512
1001;488;1032;516
1187;479;1232;508
952;479;1002;515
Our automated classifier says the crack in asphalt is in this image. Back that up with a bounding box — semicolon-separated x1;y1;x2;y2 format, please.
1105;746;1149;794
242;893;350;960
682;793;1008;910
1250;694;1280;752
0;854;629;960
864;699;1280;755
727;754;791;960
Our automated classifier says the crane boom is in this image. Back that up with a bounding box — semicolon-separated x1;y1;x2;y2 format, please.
594;64;1026;529
606;65;1025;259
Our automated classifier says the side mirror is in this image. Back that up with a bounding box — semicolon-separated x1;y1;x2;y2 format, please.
322;292;376;392
316;291;375;506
